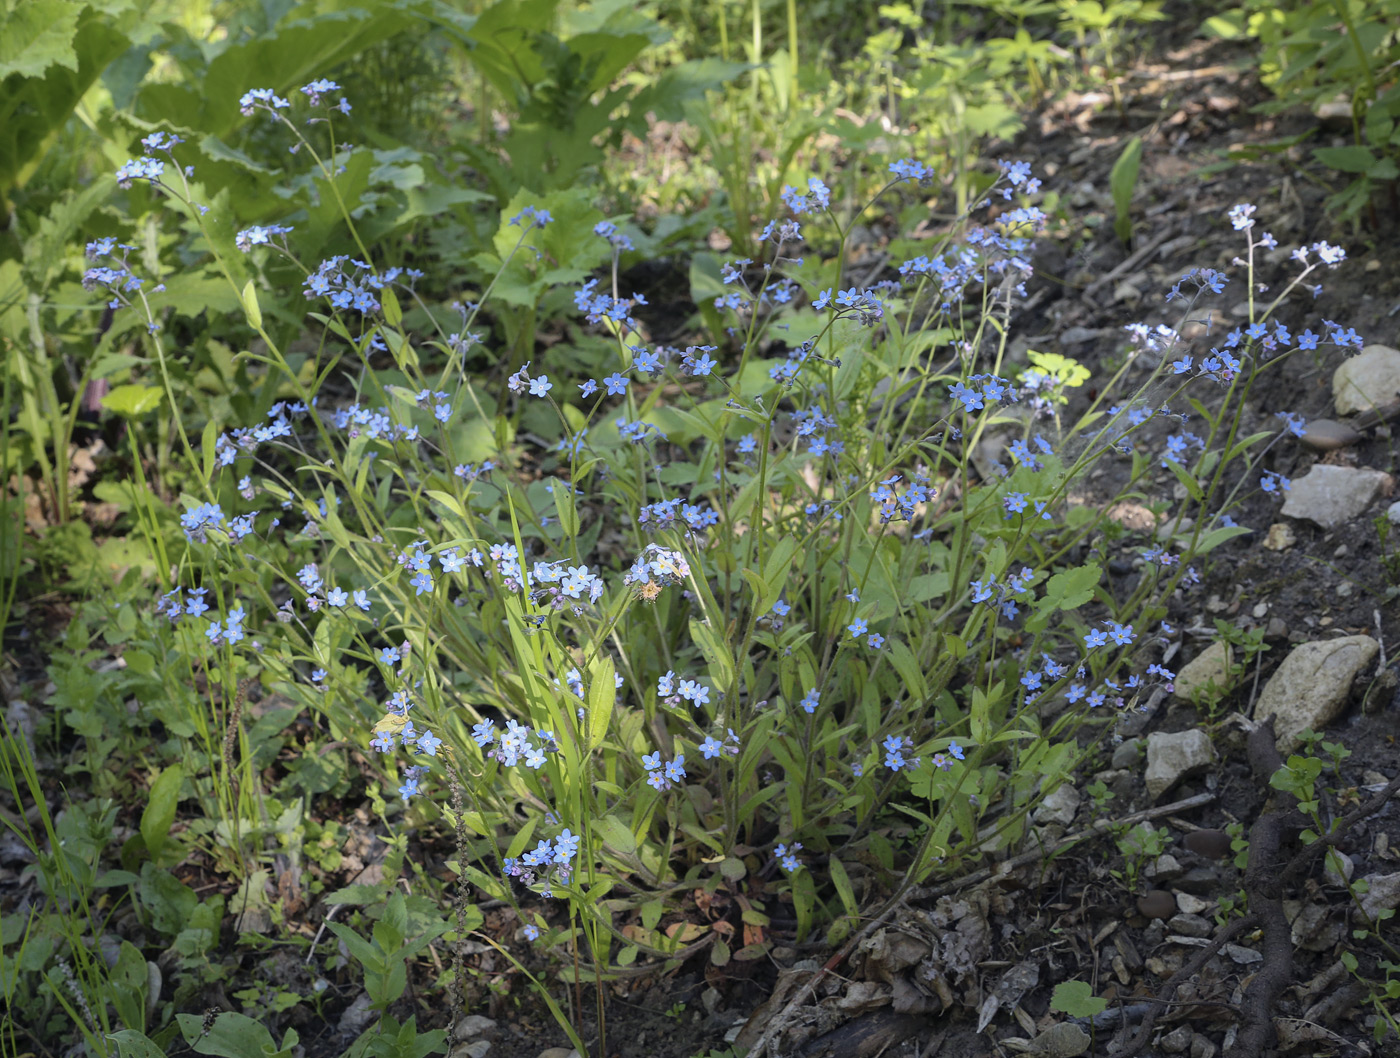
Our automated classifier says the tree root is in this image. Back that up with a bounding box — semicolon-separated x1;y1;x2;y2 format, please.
1110;717;1400;1058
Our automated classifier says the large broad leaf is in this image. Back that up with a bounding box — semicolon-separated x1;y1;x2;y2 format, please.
0;1;86;80
135;2;422;143
0;4;139;202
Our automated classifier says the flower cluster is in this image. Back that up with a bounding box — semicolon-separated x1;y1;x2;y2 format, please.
637;497;718;534
473;718;560;772
811;286;885;326
780;176;831;215
948;374;1019;413
969;566;1040;622
503;826;580;896
774;841;804;873
624;544;692;601
593;220;634;251
235;224;295;252
573;278;646;331
657;671;711;709
882;735;920;773
304;257;420;315
642;751;687;791
889;157;935;183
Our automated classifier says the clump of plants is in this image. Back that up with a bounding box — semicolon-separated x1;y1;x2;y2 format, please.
1;65;1369;1058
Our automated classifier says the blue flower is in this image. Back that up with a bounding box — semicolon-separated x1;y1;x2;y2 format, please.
379;646;399;666
642;751;662;771
1084;629;1108;649
579;378;598;397
418;730;442;756
410;570;433;595
847;618;868;637
700;736;724;759
664;755;686;783
523;924;540;941
799;689;820;714
529;376;553;397
603;372;628;395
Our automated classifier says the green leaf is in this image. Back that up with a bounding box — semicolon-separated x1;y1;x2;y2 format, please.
240;280;261;330
828;857;857;918
1050;980;1107;1017
0;2;84;80
689;618;735;690
0;8;134;197
109;1030;166;1058
140;764;183;860
381;287;402;328
595;814;635;856
1163;458;1202;502
554;478;579;538
1314;145;1377;174
586;655;615;752
1110;137;1143;245
758;535;800;614
101;384;164;418
1192;524;1251;554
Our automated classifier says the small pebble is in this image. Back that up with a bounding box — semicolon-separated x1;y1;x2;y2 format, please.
1299;419;1361;452
1182;829;1232;859
1176;892;1213;915
1224;944;1263;964
1168;913;1212;938
1137;890;1176;919
1161;1025;1193;1053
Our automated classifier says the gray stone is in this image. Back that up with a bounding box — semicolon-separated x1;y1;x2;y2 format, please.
1359;872;1400;920
1168;913;1212;938
1161;1025;1193;1053
1145;853;1184;883
1333;344;1400;415
1388;500;1400;527
1028;1021;1090;1057
1224;944;1262;964
1288;900;1339;950
1174;641;1232;701
1145;729;1215;799
454;1017;497;1040
1254;636;1380;751
1176;866;1222;894
1280;464;1391;529
1299;418;1362;452
1176;892;1213;915
1111;737;1144;769
1035;782;1081;827
1324;850;1355;885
